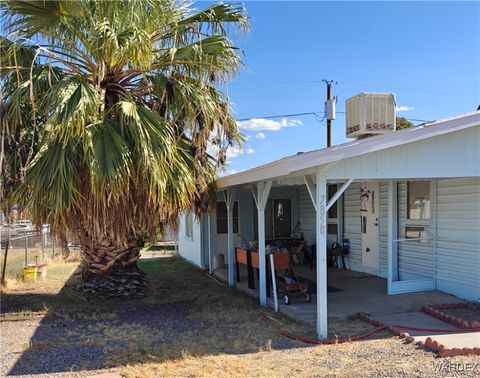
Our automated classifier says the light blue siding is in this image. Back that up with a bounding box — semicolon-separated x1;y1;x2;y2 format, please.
378;182;389;278
298;186;316;246
343;182;362;271
435;178;480;301
298;185;340;248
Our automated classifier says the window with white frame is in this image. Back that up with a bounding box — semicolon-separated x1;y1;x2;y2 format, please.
405;181;431;242
185;213;193;239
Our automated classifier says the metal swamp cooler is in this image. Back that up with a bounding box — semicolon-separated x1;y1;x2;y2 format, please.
345;93;396;138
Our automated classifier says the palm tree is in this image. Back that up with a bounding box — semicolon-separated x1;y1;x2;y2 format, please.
1;0;248;295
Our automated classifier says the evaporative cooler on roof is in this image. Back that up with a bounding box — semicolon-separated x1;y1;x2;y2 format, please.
345;93;396;138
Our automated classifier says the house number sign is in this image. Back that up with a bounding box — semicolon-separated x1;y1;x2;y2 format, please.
319;194;326;235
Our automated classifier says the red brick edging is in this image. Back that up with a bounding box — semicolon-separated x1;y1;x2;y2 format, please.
358;312;480;357
422;302;480;329
416;336;480;357
358;313;415;343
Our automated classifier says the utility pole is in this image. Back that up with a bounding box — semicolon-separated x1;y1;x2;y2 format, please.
323;79;337;147
326;82;332;147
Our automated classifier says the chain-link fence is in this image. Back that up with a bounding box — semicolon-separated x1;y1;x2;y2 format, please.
1;225;81;287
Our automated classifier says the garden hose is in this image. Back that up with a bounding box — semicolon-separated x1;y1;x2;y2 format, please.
259;312;480;345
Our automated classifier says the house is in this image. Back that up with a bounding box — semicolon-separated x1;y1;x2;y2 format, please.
178;106;480;339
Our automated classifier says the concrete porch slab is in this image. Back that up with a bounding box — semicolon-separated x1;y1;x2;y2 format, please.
372;311;480;353
214;265;463;326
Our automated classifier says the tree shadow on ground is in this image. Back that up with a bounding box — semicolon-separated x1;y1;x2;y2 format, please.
2;257;386;376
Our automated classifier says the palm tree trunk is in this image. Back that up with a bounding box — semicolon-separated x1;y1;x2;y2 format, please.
80;237;147;296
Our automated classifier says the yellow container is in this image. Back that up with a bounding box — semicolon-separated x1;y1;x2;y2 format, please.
23;266;38;281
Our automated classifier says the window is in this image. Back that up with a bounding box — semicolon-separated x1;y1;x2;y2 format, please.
273;199;292;237
185;213;193;239
216;202;239;234
407;181;430;220
405;181;431;242
253;198;292;239
405;226;429;243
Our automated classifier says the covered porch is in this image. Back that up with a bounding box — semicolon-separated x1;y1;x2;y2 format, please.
214;264;457;326
202;113;479;339
210;173;434;339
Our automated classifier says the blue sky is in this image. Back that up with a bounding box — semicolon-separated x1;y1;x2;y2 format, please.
197;1;480;175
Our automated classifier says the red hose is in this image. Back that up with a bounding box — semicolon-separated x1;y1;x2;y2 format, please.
259;312;480;345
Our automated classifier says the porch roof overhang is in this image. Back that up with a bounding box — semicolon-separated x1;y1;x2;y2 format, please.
217;111;480;189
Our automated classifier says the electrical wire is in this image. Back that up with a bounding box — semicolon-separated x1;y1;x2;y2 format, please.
237;111;322;121
230;79;478;97
237;111;430;124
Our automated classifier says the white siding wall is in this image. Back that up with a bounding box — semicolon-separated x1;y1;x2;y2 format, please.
378;182;389;278
298;186;338;247
436;178;480;301
343;182;363;271
298;186;316;246
178;213;203;267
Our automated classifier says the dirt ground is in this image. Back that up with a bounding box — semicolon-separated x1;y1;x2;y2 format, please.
1;256;479;378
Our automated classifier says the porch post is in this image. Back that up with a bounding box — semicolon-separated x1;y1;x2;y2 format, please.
255;181;272;306
224;188;237;287
387;180;398;294
316;168;328;339
207;212;213;275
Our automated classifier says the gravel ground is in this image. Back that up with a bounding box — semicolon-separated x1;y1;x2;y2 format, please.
1;258;479;378
0;299;203;377
0;318;107;378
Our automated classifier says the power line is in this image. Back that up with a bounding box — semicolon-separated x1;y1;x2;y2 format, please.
237;111;321;121
230;79;478;97
237;111;431;124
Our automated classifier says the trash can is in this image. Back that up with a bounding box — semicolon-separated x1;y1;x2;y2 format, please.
23;265;38;281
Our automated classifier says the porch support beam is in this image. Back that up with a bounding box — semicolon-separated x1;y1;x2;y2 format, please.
251;184;258;208
303;175;317;211
326;178;353;211
387;180;398;294
315;168;328;339
207;212;213;275
224;188;237;287
255;180;272;306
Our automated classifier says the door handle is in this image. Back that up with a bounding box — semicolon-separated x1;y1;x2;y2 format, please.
366;247;370;252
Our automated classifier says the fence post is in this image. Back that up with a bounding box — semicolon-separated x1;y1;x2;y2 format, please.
41;228;45;259
52;235;55;259
1;228;10;285
24;234;28;266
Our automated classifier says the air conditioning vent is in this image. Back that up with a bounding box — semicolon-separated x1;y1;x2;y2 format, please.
346;93;396;138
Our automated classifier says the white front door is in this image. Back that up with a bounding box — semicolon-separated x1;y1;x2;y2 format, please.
361;181;380;272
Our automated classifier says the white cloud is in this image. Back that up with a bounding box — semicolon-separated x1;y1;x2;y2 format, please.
225;145;255;159
226;145;244;159
237;117;303;131
255;132;266;140
396;105;415;112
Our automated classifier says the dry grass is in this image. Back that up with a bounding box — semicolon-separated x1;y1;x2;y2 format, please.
120;341;480;378
2;256;479;378
1;254;80;294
